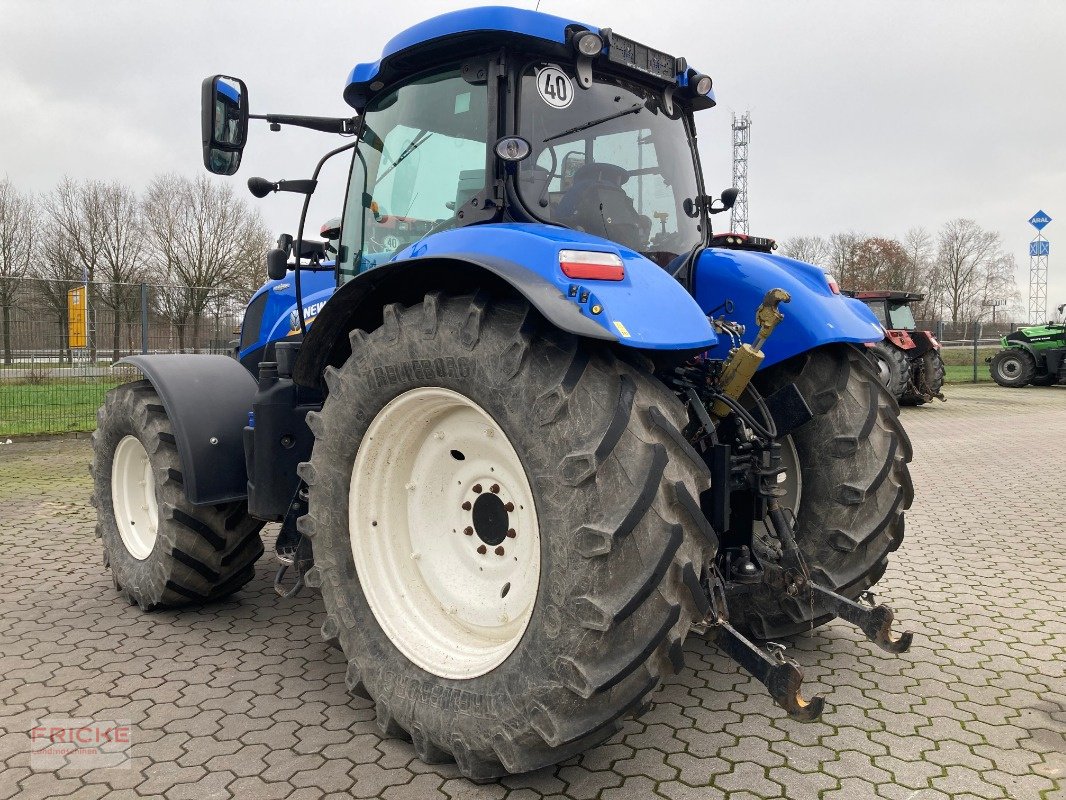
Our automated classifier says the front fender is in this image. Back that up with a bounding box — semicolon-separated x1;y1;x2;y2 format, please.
116;355;256;505
693;248;884;367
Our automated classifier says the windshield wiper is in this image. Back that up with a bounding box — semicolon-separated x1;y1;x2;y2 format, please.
543;103;643;143
377;130;433;182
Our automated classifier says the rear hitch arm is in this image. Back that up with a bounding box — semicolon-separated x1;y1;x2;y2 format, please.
809;585;914;653
714;621;826;722
766;501;913;654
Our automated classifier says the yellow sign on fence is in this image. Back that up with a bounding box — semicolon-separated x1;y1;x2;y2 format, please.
68;286;87;348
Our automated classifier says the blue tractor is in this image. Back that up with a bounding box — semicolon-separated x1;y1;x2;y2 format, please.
92;8;913;778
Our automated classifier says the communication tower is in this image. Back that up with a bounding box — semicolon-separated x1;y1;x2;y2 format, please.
730;112;751;234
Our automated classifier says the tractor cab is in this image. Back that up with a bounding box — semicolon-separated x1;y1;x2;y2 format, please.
846;290;923;331
334;11;718;279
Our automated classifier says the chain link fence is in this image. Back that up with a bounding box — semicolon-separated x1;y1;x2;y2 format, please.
1;277;243;437
914;319;1010;383
0;278;1031;437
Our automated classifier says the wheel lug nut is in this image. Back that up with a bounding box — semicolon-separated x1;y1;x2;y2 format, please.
462;501;472;511
494;546;505;556
490;484;500;494
477;545;487;554
464;526;474;535
506;529;516;538
473;484;482;494
504;502;514;512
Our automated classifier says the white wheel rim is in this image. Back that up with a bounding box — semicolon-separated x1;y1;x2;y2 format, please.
875;356;892;386
111;435;158;560
777;435;803;518
349;387;540;680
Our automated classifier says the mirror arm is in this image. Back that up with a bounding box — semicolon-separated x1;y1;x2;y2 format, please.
250;113;358;135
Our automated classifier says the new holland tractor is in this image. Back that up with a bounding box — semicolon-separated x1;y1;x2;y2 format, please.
989;303;1066;387
91;8;914;779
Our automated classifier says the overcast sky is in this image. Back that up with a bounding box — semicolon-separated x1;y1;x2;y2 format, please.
2;0;1064;315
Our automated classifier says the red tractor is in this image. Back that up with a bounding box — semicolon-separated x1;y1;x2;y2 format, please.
847;290;946;405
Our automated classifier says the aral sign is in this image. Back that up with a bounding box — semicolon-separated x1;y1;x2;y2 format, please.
1028;210;1052;231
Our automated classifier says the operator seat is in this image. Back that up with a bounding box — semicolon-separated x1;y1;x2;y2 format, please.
554;162;648;251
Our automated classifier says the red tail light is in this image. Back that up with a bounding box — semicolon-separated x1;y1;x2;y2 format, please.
559;250;625;281
824;273;841;294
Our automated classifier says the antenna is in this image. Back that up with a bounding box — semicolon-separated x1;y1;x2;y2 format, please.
731;111;751;235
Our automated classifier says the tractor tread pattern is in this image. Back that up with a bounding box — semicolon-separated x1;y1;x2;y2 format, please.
91;380;264;610
304;294;711;779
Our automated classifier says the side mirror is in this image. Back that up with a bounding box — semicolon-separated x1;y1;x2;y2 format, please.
266;248;289;281
201;75;249;176
719;188;739;211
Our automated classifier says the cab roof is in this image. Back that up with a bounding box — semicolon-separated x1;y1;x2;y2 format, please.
343;6;710;110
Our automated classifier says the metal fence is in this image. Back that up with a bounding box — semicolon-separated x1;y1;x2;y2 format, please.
0;277;243;437
0;277;1029;438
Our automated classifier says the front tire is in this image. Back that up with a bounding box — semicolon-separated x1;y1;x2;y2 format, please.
300;293;713;779
91;381;265;610
990;348;1035;387
742;345;913;639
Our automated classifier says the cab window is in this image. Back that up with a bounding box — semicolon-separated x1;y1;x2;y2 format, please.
338;69;488;281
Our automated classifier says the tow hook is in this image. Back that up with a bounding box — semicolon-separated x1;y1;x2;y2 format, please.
713;621;826;721
808;585;913;653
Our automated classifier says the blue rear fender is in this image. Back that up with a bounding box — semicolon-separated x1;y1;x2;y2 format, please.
394;223;718;350
693;248;883;368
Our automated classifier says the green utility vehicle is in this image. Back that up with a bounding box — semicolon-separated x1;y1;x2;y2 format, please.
989;303;1066;387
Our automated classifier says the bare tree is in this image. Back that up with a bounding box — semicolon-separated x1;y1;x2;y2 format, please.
902;227;937;320
144;174;270;351
42;178;110;359
935;219;1003;324
32;226;84;364
780;235;829;268
0;178;35;364
96;183;149;360
827;232;865;290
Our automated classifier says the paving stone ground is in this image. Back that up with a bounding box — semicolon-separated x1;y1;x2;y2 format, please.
0;383;1063;800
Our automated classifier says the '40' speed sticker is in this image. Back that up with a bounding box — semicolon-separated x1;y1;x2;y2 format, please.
536;65;573;109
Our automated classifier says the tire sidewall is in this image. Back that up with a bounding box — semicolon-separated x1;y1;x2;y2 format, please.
992;349;1032;387
95;390;168;600
311;312;653;754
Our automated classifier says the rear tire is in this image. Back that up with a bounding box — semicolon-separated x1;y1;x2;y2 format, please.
300;293;713;779
91;380;265;610
741;345;913;639
990;348;1035;387
901;349;945;405
868;341;908;400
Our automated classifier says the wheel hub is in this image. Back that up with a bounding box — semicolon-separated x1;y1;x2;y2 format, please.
472;491;509;546
349;387;540;680
111;435;158;560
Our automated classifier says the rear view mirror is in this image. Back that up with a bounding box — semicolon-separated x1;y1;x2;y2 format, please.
201;75;249;175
